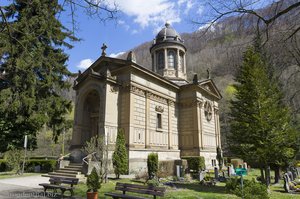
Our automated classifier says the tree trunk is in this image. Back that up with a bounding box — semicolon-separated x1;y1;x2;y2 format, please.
265;166;271;187
274;166;281;184
260;165;265;183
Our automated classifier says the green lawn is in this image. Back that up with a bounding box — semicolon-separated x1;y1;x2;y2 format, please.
73;169;300;199
74;179;238;199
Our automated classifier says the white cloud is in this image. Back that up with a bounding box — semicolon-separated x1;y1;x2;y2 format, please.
106;0;181;29
109;51;125;58
131;29;138;34
76;59;94;70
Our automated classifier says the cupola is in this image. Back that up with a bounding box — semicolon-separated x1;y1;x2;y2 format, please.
150;22;187;81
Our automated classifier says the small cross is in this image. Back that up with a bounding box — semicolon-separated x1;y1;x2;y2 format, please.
207;68;210;79
101;43;107;56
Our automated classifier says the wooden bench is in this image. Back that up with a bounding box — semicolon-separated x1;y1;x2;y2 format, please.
105;182;166;199
39;176;79;197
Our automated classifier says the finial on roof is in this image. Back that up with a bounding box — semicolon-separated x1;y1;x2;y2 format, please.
101;43;107;56
127;51;136;63
207;68;210;79
165;21;171;28
193;74;198;84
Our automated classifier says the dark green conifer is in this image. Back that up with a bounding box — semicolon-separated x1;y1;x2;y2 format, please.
229;38;298;185
0;0;77;152
112;128;128;179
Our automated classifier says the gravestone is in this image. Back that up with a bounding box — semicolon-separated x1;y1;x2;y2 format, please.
287;171;294;181
227;166;231;176
230;165;236;175
214;167;219;179
199;170;205;181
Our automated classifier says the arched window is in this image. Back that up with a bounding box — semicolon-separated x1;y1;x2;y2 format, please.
168;50;175;68
157;51;164;69
179;52;184;71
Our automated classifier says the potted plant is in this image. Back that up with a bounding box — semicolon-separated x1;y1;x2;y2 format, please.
87;167;101;199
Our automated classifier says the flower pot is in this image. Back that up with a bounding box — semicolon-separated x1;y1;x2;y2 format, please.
86;192;98;199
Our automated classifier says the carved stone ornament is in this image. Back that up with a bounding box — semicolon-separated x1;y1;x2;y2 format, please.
110;85;119;93
155;105;164;113
130;85;145;96
204;101;213;121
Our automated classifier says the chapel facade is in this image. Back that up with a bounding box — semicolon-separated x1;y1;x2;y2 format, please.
70;23;222;172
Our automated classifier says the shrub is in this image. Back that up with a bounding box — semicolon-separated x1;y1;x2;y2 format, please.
226;177;269;199
225;176;240;193
25;159;56;172
234;179;269;199
147;153;158;179
146;177;159;187
0;159;7;172
0;159;56;173
181;156;205;172
4;148;23;173
112;129;128;179
87;167;101;192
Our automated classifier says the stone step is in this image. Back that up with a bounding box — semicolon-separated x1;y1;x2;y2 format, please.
65;165;83;169
69;163;83;166
54;170;80;175
60;167;82;172
48;172;77;178
41;174;78;180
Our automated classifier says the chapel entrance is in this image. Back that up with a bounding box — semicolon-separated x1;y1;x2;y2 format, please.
82;90;100;143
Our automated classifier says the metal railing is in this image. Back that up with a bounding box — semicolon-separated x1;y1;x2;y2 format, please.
82;152;96;165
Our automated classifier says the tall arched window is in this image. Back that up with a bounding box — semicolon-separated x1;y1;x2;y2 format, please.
157;51;164;69
179;52;184;71
168;50;175;68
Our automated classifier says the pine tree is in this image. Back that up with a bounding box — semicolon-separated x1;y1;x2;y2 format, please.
112;129;128;179
0;0;77;152
229;41;298;185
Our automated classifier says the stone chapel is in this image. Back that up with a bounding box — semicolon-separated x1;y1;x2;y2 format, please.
70;22;222;172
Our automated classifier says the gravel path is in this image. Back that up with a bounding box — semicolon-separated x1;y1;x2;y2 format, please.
0;175;83;199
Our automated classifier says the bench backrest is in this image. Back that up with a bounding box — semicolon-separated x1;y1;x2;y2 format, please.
115;182;166;197
49;177;79;186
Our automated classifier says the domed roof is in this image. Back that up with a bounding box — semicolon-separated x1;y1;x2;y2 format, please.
155;22;183;42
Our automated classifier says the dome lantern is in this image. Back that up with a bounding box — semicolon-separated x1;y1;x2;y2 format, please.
150;22;187;81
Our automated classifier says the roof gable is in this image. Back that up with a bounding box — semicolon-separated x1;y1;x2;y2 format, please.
198;79;222;99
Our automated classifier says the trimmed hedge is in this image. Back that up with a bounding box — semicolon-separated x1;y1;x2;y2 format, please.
147;153;158;179
0;159;56;173
0;159;7;172
182;156;205;172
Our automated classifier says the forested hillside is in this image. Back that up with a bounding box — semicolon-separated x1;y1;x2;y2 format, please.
118;0;300;155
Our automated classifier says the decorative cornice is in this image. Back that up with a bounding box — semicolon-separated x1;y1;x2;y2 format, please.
130;85;146;96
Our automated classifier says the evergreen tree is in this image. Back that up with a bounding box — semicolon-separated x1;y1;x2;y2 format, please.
112;129;128;179
229;41;298;185
0;0;77;152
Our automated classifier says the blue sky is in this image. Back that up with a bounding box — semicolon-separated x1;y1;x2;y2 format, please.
61;0;207;73
1;0;274;73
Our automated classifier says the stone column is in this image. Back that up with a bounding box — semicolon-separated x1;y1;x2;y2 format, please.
145;92;150;148
198;101;204;149
164;48;168;69
168;100;172;149
153;52;157;72
176;49;180;70
214;107;220;147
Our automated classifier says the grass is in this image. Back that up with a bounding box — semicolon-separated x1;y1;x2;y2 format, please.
73;169;300;199
74;178;238;199
0;172;41;179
